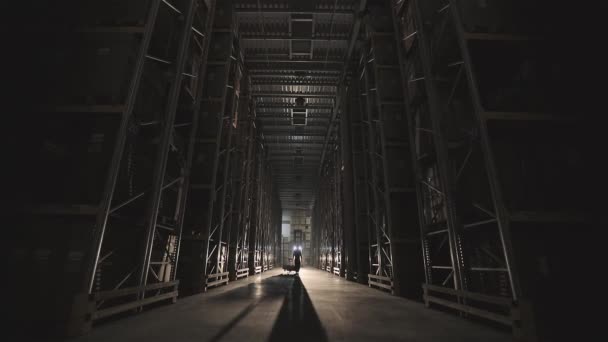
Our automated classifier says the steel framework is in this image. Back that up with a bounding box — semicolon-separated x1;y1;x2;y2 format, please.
248;149;281;274
346;80;372;284
389;0;593;338
84;0;211;319
177;1;238;293
350;0;422;296
227;72;256;281
391;0;524;331
12;0;217;335
8;1;592;341
316;144;343;275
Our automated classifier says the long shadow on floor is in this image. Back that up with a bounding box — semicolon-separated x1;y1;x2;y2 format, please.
267;275;328;342
208;274;327;342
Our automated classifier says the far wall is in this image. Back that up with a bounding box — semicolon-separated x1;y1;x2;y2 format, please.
281;209;312;265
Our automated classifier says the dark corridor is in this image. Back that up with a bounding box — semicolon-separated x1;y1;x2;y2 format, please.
2;0;602;341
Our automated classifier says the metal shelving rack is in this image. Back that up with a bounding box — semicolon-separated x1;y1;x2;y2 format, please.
390;0;589;337
247;149;279;275
332;146;344;277
13;0;217;335
204;40;242;291
317;131;344;276
238;100;258;275
248;145;267;275
258;162;280;272
85;0;216;323
311;202;320;267
346;79;372;284
319;154;331;273
271;190;282;270
353;0;421;296
340;87;358;281
227;72;255;280
178;0;238;293
391;0;521;329
259;164;271;272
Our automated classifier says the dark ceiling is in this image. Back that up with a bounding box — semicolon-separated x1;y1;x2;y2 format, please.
234;0;358;209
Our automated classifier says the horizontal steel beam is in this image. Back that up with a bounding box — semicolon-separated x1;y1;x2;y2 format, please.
262;125;327;130
272;163;320;167
249;69;341;75
270;158;321;162
270;153;321;158
279;195;314;198
256;116;330;122
259;111;332;115
246;58;343;64
265;142;325;146
280;195;316;198
278;192;315;195
262;135;325;140
236;8;354;15
248;65;343;73
268;150;324;154
269;156;321;160
276;185;315;188
264;136;326;142
272;167;320;170
250;74;340;80
274;174;318;177
252;80;338;86
256;103;333;109
256;110;333;114
242;36;349;42
256;114;332;119
279;196;315;198
277;185;315;187
277;187;315;189
253;92;335;98
250;73;338;79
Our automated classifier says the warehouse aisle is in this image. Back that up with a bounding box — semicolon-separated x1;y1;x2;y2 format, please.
74;268;510;342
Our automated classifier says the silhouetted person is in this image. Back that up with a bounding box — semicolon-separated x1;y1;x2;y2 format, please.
292;247;302;274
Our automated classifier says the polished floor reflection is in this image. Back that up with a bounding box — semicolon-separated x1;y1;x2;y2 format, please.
72;268;510;342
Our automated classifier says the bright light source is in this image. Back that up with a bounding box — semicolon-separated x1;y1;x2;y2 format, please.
298;246;302;250
293;246;297;250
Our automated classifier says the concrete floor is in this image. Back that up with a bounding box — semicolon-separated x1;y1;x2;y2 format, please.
75;268;512;342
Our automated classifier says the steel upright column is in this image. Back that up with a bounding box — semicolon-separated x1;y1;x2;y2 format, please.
348;79;371;284
341;99;357;280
